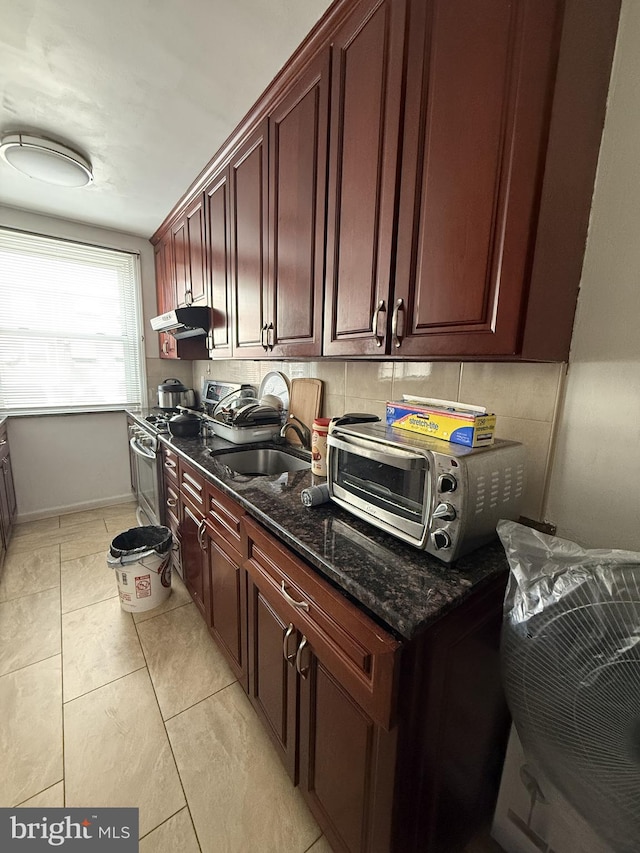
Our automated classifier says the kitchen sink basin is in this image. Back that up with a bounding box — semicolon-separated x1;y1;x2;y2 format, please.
212;447;310;476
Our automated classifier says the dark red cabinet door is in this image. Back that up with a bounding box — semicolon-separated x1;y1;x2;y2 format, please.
154;237;178;359
184;195;207;306
323;0;407;356
267;49;329;358
393;0;562;356
171;196;206;309
181;503;211;625
204;167;233;357
230;121;269;357
299;656;396;853
208;535;247;688
246;572;298;782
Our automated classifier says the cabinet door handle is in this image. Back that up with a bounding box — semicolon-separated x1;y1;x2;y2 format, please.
260;323;268;350
185;288;193;306
162;340;169;355
296;635;309;679
164;460;176;470
197;518;207;551
267;322;275;350
0;439;6;446
280;581;309;612
371;299;386;347
167;497;177;508
283;622;296;665
391;298;404;349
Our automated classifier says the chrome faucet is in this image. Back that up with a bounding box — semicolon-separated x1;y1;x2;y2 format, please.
280;415;311;450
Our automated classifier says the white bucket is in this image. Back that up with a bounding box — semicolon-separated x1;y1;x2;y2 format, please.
107;526;173;613
108;550;172;613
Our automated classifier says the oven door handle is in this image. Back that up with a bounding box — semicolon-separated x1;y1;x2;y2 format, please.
129;435;156;460
327;434;424;470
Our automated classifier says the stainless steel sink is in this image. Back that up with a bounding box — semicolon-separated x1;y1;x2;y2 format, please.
212;447;310;476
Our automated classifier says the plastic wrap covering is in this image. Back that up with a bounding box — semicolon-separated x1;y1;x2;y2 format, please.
497;520;640;853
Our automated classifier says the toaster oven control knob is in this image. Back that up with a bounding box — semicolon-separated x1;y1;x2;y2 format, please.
433;502;456;521
431;530;452;550
437;473;457;493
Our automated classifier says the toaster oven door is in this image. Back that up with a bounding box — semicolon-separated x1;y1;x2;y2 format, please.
328;434;430;545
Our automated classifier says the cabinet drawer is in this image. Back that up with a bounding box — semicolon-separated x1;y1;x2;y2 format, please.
205;481;245;561
179;459;205;510
162;446;179;485
243;516;399;730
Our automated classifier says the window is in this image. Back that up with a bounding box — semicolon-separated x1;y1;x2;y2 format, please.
0;228;145;414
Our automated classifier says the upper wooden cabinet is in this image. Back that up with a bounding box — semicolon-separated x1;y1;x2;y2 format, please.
229;50;330;359
151;0;620;362
229;121;270;357
171;195;207;308
392;0;561;358
204;166;234;357
267;49;329;358
153;236;177;359
323;0;619;359
323;0;407;357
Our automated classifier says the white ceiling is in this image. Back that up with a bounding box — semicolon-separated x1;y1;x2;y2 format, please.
0;0;334;238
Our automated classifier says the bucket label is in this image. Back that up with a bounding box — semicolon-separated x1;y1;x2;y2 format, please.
120;573;128;585
135;575;151;598
119;592;132;603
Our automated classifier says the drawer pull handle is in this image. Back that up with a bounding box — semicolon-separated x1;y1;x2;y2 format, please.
166;497;177;508
296;635;309;679
281;581;309;612
164;460;177;470
197;518;207;551
283;623;296;665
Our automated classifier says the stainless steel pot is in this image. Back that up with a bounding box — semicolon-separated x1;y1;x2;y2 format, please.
157;378;196;409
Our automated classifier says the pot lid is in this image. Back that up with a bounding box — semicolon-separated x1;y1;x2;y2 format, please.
159;378;188;392
169;411;200;422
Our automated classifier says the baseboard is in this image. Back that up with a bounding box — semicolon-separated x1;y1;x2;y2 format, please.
16;494;135;524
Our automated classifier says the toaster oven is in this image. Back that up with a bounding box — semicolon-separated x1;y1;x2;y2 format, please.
327;421;526;562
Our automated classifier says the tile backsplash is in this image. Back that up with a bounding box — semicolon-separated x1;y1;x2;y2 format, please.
187;358;565;522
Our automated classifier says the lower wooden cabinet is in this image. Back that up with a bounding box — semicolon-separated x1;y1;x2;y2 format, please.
181;498;211;624
244;515;399;852
299;657;397;853
0;422;17;569
171;454;509;853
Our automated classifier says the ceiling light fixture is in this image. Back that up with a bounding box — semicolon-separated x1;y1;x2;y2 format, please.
0;132;93;188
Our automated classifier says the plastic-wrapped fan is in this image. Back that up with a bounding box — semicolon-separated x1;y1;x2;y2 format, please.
497;520;640;853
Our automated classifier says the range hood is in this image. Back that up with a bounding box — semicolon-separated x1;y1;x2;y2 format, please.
150;307;210;339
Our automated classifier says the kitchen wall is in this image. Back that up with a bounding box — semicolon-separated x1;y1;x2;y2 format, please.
544;0;640;551
7;412;132;520
192;359;565;522
0;205;158;520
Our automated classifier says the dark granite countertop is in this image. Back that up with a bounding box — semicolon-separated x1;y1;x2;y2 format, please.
128;410;509;641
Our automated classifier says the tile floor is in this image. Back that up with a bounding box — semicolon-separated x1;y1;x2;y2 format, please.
0;501;503;853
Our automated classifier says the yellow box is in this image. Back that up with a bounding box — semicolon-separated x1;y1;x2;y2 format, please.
385;401;496;447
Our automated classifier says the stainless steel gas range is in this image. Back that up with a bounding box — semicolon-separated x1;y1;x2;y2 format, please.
127;412;173;529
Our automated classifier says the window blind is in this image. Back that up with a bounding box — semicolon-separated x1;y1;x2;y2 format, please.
0;228;145;414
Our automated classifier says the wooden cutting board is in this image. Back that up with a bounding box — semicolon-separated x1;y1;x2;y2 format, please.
286;378;323;446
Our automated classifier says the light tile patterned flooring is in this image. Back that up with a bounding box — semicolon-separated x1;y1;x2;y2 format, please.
0;501;503;853
0;503;329;852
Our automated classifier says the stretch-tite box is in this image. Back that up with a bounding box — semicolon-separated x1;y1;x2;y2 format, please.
385;401;496;447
